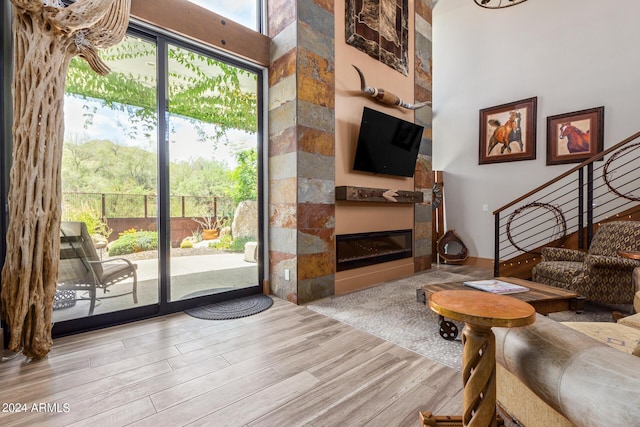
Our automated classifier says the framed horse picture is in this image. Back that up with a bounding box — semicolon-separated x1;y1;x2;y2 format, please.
546;106;605;165
479;97;537;165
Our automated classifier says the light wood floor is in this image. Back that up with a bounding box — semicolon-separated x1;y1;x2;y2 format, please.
0;265;490;427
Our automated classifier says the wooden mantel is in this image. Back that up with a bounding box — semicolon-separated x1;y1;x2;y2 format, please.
335;186;424;204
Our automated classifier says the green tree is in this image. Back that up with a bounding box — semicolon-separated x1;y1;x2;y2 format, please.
62;139;157;193
170;158;232;197
230;148;258;203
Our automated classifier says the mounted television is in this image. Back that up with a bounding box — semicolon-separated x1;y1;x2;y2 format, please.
352;107;424;178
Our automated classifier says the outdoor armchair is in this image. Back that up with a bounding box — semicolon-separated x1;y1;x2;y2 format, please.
57;221;138;315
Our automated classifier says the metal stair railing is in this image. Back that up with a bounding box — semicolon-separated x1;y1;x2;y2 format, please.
493;130;640;277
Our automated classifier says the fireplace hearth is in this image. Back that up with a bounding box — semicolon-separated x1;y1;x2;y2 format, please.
336;229;412;271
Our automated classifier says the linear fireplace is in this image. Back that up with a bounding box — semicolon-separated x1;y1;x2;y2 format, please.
336;229;413;271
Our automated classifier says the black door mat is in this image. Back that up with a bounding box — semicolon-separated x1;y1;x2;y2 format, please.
184;294;273;320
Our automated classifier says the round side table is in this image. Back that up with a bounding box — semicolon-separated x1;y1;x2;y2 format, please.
426;290;535;427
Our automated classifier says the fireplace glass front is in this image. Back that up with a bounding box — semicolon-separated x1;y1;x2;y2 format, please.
336;229;413;271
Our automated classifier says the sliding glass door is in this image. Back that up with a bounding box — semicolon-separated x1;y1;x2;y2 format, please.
56;33;160;322
52;27;263;332
167;43;260;302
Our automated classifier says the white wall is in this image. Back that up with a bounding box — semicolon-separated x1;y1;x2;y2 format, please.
433;0;640;259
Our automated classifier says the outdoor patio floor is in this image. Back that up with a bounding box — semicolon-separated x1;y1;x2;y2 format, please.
52;252;258;322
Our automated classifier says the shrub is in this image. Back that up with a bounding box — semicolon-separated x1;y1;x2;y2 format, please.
211;234;233;250
65;204;112;238
180;239;193;248
211;235;254;253
108;230;158;256
230;236;253;252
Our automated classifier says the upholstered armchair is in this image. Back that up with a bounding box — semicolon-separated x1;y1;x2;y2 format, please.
532;221;640;305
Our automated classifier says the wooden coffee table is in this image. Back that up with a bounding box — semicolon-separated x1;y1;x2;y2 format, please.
418;277;584;340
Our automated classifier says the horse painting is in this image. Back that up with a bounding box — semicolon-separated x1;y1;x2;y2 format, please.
559;122;590;153
487;111;522;155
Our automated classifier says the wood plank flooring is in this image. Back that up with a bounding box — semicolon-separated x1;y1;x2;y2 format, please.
0;294;466;427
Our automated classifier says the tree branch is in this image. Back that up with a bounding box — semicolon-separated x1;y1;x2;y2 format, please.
47;0;114;33
83;0;130;49
47;0;131;76
9;0;44;13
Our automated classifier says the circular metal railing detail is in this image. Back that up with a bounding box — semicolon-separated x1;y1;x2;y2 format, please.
603;142;640;202
474;0;528;9
506;202;567;254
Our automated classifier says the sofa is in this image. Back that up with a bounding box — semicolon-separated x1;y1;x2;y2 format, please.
494;312;640;427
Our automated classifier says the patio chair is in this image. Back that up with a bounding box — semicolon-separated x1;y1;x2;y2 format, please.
57;221;138;315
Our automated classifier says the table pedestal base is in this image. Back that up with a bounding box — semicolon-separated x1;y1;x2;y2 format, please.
462;324;496;426
422;290;535;427
419;323;503;427
419;412;505;427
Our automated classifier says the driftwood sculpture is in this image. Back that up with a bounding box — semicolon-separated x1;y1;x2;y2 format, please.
352;65;431;110
1;0;130;359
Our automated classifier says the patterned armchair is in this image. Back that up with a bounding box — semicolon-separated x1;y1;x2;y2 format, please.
532;221;640;305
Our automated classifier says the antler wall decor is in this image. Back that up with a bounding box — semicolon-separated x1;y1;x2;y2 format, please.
1;0;130;359
352;65;431;110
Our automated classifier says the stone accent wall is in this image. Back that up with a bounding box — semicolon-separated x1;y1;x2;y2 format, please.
296;0;335;304
268;0;298;303
414;0;434;272
268;0;336;304
268;0;431;302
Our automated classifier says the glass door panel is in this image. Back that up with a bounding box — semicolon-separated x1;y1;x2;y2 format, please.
55;35;159;322
166;43;259;301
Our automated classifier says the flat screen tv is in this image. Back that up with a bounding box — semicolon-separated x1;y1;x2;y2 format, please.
352;107;424;178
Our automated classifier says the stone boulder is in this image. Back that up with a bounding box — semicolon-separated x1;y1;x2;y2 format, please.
232;200;258;240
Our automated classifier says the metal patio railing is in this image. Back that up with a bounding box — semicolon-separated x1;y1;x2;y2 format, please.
61;192;234;219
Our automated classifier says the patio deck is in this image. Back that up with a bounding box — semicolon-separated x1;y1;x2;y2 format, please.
53;253;258;322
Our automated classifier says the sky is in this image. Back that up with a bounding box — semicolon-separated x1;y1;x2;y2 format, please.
64;96;255;168
187;0;258;30
62;1;259;168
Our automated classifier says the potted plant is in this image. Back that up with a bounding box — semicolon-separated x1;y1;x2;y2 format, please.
193;214;218;240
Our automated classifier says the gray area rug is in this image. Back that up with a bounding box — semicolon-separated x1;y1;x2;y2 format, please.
307;270;473;370
185;294;273;320
306;270;625;371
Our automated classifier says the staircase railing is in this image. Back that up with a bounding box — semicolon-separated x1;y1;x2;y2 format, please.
493;130;640;278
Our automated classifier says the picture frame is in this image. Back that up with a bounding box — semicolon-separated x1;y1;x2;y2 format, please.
479;97;537;165
546;106;604;165
345;0;409;75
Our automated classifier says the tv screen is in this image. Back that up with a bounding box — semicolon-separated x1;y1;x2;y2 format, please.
352;107;424;178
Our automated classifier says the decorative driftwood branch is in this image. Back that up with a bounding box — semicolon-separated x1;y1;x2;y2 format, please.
1;0;130;359
335;186;424;204
352;65;431;110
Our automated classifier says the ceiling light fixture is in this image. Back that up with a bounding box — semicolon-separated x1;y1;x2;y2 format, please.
474;0;528;9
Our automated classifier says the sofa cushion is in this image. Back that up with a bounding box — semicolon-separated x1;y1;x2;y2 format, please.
497;365;573;427
619;312;640;330
562;321;640;355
